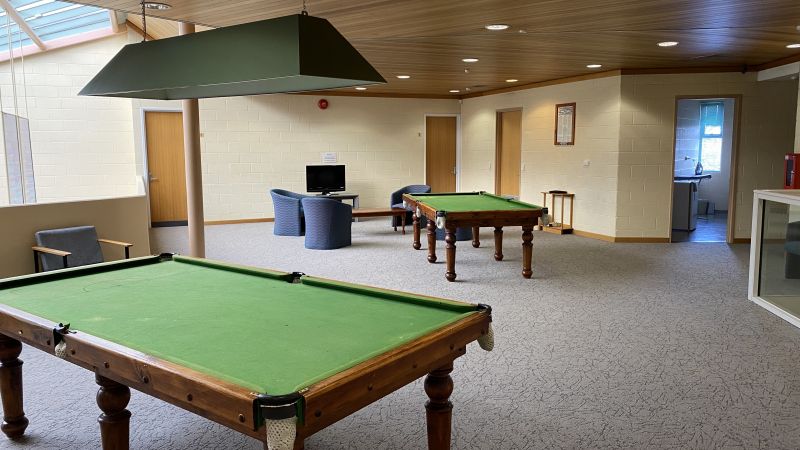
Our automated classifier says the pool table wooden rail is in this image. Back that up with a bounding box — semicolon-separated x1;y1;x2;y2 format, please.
0;291;492;449
0;304;263;440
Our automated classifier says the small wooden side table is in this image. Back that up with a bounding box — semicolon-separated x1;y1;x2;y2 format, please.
541;191;574;234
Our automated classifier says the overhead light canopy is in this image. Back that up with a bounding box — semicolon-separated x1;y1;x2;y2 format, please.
79;13;386;100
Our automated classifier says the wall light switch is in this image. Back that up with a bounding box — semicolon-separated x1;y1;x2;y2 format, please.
583;159;591;167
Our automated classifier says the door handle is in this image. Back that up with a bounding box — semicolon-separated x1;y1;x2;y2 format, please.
149;173;158;181
452;166;457;175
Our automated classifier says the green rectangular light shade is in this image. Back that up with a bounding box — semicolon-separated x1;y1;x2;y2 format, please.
79;14;385;100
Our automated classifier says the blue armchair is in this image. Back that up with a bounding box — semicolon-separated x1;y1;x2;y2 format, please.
270;189;309;236
301;198;352;250
390;184;431;228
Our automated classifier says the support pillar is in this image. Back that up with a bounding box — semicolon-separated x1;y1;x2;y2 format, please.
180;22;205;258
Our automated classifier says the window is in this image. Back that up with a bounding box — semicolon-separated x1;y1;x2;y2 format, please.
699;101;724;172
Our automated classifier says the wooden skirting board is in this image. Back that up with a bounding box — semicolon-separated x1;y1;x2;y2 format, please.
573;229;670;243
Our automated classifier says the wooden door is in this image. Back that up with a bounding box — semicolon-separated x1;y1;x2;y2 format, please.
496;110;522;197
145;111;187;224
426;116;457;192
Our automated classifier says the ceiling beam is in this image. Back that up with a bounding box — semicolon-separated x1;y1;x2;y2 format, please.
109;10;120;33
0;0;45;50
125;19;157;41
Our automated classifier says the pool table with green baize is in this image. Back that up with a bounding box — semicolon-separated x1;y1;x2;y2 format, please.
0;255;493;450
403;191;547;281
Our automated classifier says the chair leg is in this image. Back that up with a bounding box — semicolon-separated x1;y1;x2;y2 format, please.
32;251;40;274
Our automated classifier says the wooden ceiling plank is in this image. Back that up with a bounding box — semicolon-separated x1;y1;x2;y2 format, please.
65;0;800;96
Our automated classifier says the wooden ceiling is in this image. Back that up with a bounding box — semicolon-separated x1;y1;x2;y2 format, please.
74;0;800;97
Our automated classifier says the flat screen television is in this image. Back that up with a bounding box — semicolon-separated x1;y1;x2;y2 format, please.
306;165;345;194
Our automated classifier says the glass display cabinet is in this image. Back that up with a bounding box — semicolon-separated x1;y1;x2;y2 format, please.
749;190;800;327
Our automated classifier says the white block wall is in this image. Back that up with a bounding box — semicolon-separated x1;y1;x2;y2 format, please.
461;73;797;239
0;33;137;206
618;73;797;239
132;96;460;221
461;77;622;237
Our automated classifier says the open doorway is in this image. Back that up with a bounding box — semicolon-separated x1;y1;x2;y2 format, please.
670;96;740;243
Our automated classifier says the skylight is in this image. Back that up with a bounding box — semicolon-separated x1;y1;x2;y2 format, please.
0;0;111;54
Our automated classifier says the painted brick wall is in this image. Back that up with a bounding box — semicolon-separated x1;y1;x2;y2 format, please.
461;77;622;237
0;33;137;206
618;73;797;239
132;96;460;221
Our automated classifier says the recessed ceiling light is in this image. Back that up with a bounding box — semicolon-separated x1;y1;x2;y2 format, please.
505;79;518;83
787;43;800;49
485;24;509;31
396;75;411;79
449;89;460;93
586;64;602;69
462;58;479;63
657;41;679;47
143;2;171;10
355;87;367;90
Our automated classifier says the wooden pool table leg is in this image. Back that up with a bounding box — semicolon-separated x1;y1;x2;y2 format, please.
425;361;454;450
521;224;534;278
445;226;457;282
427;220;438;263
493;227;504;261
96;374;131;450
0;334;28;439
413;212;422;250
471;227;480;248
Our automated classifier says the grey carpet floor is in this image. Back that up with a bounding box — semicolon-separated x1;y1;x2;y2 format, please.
5;219;800;449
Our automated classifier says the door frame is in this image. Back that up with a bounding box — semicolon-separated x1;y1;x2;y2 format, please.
140;107;183;226
668;94;742;244
423;114;462;192
494;107;523;196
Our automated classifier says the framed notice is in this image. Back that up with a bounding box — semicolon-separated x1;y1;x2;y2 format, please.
554;102;576;146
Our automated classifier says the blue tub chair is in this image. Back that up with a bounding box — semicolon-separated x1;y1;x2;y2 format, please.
270;189;309;236
301;197;352;250
390;184;431;229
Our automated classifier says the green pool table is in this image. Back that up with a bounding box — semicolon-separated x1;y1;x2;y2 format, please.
403;191;547;281
0;255;493;450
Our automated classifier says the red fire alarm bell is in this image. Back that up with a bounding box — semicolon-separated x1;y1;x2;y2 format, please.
318;99;329;110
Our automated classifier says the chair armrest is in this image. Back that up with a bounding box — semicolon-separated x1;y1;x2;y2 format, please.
31;246;71;257
98;238;134;248
98;238;133;259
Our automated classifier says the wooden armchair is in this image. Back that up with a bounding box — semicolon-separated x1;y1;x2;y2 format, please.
32;225;133;273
